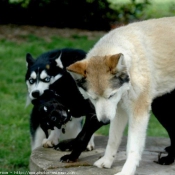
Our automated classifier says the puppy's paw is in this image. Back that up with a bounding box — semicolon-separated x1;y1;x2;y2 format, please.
86;142;95;151
54;139;74;151
94;156;113;169
86;135;95;151
42;138;58;148
60;154;77;163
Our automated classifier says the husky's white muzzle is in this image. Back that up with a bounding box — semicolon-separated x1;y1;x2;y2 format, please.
27;81;50;100
27;73;62;100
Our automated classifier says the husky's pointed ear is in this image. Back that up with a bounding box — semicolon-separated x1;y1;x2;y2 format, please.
55;52;63;69
105;53;125;73
26;53;35;67
67;60;87;80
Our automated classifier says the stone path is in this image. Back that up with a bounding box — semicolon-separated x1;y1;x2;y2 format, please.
30;136;175;175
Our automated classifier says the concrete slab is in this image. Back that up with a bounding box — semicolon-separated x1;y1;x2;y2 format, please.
30;136;175;175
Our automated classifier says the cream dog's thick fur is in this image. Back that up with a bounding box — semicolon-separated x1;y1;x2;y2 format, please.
67;17;175;175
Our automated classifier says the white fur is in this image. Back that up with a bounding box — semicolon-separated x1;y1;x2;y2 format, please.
27;80;48;99
42;127;60;148
32;127;61;149
40;70;48;79
31;126;45;150
87;134;95;151
94;104;128;168
55;53;63;68
88;83;130;122
26;73;62;100
50;74;62;84
116;54;126;72
31;71;37;79
78;87;89;99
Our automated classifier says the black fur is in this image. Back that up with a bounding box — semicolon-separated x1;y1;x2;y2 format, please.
26;48;86;81
26;48;104;161
152;90;175;165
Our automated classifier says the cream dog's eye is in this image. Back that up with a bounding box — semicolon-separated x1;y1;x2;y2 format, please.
87;92;98;100
108;93;116;99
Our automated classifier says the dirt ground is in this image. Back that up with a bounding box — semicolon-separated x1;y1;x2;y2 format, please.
0;25;105;43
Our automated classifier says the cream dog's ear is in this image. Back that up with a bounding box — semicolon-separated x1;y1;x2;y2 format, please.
105;53;125;73
67;60;88;80
116;54;126;72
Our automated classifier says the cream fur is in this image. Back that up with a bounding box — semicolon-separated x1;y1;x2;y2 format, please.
68;17;175;175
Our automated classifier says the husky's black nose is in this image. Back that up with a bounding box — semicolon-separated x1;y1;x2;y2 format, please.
32;90;40;98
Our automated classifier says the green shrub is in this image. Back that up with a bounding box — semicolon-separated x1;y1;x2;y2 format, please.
0;0;151;30
110;0;151;25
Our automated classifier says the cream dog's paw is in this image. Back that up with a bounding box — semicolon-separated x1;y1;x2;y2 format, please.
94;156;113;168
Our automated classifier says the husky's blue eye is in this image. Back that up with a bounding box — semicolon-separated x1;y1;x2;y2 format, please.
29;78;35;84
44;77;51;82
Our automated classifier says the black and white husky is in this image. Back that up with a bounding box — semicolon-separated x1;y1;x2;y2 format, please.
25;48;97;151
26;48;86;101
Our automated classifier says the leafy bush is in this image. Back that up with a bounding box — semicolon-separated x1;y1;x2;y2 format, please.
110;0;151;25
0;0;150;30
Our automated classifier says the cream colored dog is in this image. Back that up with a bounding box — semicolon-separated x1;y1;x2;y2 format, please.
67;17;175;175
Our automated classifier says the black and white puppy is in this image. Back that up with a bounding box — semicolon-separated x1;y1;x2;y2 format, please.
25;48;96;150
31;89;87;150
32;90;72;137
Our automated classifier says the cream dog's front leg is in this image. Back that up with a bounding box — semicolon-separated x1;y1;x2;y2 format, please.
116;99;150;175
94;106;128;169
